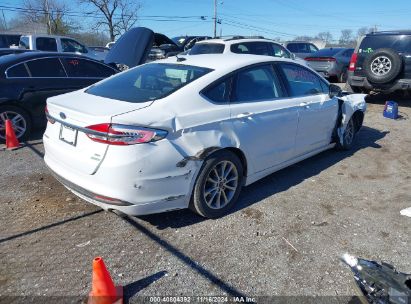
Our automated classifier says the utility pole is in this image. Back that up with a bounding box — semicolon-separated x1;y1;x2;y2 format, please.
1;10;7;30
213;0;217;38
45;0;51;34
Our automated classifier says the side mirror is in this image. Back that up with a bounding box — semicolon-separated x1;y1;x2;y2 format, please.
290;53;296;60
329;84;342;98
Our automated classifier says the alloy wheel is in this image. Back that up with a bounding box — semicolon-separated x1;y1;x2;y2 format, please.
344;119;355;145
0;111;27;140
370;56;392;76
203;160;239;210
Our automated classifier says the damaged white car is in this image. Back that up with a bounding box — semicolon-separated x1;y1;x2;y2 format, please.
43;53;366;218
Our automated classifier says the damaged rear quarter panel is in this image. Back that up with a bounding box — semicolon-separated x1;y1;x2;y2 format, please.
109;81;245;206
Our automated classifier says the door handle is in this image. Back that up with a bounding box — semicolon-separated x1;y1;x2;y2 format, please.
236;112;254;119
299;102;310;109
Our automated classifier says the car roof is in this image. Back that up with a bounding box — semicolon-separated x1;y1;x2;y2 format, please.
159;53;297;71
0;51;106;71
20;34;73;39
368;30;411;36
195;38;282;45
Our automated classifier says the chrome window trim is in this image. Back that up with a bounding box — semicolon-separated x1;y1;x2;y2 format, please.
5;56;117;79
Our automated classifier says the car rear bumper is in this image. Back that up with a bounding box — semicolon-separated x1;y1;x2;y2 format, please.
43;134;199;216
348;73;411;93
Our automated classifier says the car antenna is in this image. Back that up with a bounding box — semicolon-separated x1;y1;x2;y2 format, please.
176;54;186;62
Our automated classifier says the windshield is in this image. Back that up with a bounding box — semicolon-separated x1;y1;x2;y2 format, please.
86;63;212;103
189;43;225;55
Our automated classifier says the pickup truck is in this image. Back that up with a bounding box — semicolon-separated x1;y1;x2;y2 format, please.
19;34;106;61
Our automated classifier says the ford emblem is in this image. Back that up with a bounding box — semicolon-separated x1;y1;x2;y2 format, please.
59;112;66;119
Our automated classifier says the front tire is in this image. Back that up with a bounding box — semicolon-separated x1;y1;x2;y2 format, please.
336;117;356;150
190;150;244;218
0;105;31;143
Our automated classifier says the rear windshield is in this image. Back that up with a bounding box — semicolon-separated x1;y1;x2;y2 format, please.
359;35;411;53
311;48;343;56
189;43;225;55
86;63;212;103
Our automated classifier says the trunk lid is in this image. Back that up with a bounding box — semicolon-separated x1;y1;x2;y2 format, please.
45;90;153;175
305;57;336;71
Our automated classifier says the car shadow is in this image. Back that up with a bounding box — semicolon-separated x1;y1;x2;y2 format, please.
366;91;411;108
139;126;388;229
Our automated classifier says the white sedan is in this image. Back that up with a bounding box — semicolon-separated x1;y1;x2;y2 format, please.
44;54;366;218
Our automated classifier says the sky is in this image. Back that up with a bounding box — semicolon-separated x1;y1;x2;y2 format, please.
2;0;411;41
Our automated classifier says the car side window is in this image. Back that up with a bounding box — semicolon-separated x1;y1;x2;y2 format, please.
19;37;30;49
286;43;300;53
26;58;66;77
279;63;325;97
231;42;271;56
62;58;116;78
36;37;58;51
271;43;290;58
233;65;285;102
7;64;29;77
61;38;88;53
203;78;231;103
308;44;319;53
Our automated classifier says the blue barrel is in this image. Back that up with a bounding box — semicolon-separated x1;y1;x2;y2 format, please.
383;101;398;119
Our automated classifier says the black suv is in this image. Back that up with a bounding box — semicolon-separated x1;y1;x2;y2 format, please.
347;31;411;93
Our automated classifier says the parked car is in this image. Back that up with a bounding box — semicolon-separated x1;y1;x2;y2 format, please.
187;37;307;65
44;50;366;218
0;33;21;48
305;48;354;83
0;27;190;142
18;34;106;61
0;52;118;142
285;41;319;59
347;30;411;93
172;35;211;51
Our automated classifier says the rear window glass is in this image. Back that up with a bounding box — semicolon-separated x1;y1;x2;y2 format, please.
312;48;343;56
36;37;58;51
86;63;212;103
26;58;66;77
231;42;271;56
62;58;115;78
189;43;225;55
7;64;29;77
359;35;411;53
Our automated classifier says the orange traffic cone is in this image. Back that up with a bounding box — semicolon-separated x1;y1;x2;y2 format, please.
5;119;20;150
89;257;123;304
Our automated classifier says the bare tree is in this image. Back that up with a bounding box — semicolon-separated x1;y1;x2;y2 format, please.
339;29;353;46
316;31;333;44
356;27;370;40
79;0;141;42
24;0;75;34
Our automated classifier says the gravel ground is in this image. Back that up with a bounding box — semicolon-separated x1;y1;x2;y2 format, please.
0;93;410;303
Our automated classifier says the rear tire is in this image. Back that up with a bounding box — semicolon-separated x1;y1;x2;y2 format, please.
190;150;244;218
336;117;356;150
0;105;31;143
339;71;347;83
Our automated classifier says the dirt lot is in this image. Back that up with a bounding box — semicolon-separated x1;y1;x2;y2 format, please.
1;93;410;303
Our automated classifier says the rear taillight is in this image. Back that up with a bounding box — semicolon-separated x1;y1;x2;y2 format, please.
45;105;55;124
305;57;336;62
348;53;358;71
84;123;167;145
